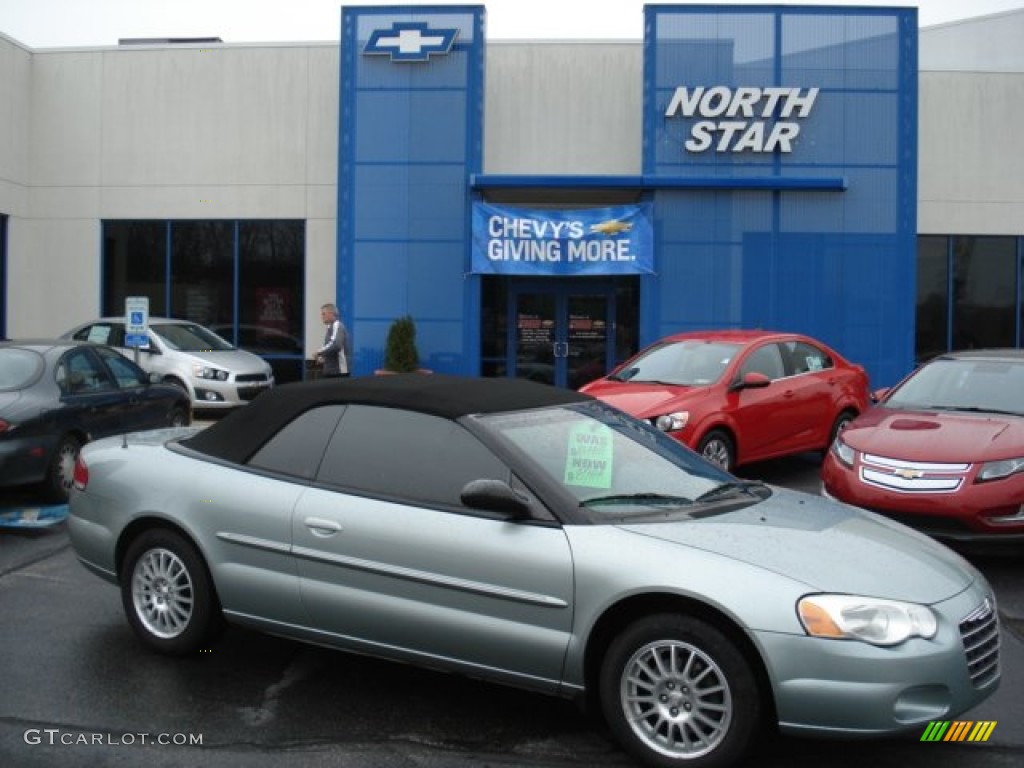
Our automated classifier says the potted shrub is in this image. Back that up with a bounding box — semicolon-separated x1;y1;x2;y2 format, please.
377;314;424;374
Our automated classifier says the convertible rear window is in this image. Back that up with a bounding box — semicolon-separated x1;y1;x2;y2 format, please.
247;405;346;479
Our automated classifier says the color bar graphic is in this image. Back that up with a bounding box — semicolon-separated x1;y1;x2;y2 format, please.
920;721;997;742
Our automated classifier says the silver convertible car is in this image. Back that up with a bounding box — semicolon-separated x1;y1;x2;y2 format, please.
68;375;1000;768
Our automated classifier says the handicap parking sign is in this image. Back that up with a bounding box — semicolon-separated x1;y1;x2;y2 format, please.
125;297;150;347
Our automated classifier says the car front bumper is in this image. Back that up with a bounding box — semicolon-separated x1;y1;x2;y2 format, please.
822;456;1024;541
757;580;999;736
188;376;274;409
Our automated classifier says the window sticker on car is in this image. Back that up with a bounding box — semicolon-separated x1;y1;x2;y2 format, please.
86;326;111;344
806;356;823;371
565;422;614;488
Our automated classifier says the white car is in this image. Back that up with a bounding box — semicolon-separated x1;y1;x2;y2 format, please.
63;317;274;410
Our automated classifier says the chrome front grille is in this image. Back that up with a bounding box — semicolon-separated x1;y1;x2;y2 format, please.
860;453;969;494
960;598;1000;688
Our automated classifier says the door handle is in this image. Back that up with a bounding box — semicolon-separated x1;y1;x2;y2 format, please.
304;517;342;537
553;342;569;358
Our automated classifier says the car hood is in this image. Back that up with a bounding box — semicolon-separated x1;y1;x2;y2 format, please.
581;380;707;418
185;350;271;374
615;488;978;604
843;407;1024;462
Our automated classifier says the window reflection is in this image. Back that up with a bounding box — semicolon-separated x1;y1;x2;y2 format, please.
916;236;948;363
102;221;168;316
172;221;234;327
102;219;306;383
951;236;1016;351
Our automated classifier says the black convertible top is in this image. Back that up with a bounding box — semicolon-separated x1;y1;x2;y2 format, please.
182;373;592;464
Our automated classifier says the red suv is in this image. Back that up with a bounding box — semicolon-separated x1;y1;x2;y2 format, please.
581;330;869;471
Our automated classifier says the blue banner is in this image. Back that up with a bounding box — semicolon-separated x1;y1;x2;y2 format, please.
471;203;654;276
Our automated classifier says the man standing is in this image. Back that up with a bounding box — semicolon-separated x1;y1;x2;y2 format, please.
317;303;351;377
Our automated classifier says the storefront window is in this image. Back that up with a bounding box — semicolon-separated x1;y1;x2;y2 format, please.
237;221;305;383
102;219;306;382
951;236;1016;351
102;222;168;316
0;214;7;339
915;236;949;363
1020;242;1024;348
171;221;234;327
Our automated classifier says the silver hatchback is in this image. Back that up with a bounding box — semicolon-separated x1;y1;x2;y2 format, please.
63;317;274;410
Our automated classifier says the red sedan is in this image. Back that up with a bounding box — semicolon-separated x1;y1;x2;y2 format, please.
580;330;869;471
822;349;1024;543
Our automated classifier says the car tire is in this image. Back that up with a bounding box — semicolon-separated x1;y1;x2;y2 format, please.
698;430;735;472
121;529;222;656
600;614;761;768
44;434;81;503
167;405;191;428
824;410;856;454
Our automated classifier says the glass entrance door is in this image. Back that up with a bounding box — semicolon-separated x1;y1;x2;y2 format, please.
509;284;616;389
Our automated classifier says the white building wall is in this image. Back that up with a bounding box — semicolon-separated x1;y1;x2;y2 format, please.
3;41;339;349
918;72;1024;236
0;34;33;216
920;9;1024;74
0;34;34;339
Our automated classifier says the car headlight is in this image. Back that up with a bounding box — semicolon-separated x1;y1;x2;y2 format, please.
977;457;1024;482
831;435;856;467
192;364;229;381
798;594;937;646
653;411;689;432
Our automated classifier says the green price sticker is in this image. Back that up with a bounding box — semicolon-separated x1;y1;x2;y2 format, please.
564;422;614;489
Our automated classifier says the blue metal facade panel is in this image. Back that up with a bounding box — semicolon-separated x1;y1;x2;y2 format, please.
340;6;484;375
645;5;917;387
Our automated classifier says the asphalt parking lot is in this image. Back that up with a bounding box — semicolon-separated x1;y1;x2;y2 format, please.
1;453;1022;768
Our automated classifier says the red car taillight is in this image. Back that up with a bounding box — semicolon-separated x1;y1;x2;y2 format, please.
72;455;89;491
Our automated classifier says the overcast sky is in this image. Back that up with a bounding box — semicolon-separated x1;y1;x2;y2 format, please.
2;0;1023;47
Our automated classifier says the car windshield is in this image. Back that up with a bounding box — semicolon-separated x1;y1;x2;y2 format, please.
0;348;45;390
609;340;740;386
476;401;755;520
152;323;236;352
884;358;1024;416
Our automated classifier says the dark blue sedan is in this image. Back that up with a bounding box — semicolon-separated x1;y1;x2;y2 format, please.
0;339;190;501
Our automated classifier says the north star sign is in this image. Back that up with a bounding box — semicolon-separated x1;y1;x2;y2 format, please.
664;86;819;153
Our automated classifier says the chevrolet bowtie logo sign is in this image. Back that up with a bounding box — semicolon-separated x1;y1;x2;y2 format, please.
364;22;458;62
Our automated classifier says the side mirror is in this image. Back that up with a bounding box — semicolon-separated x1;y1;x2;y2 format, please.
148;372;162;385
730;371;771;392
460;479;532;519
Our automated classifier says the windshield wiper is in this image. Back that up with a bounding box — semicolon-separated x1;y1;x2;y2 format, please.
695;481;766;502
946;406;1023;417
580;493;693;509
909;404;1024;417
